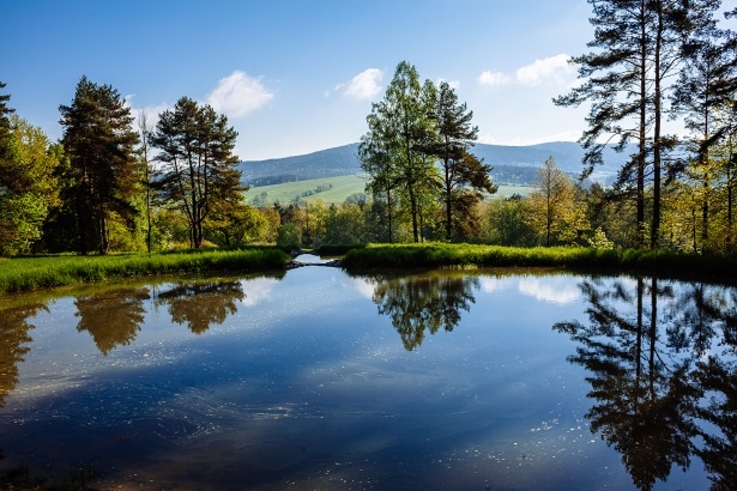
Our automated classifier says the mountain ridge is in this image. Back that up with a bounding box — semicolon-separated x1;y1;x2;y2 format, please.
239;141;631;187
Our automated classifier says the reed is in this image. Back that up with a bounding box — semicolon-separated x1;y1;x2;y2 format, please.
0;247;290;294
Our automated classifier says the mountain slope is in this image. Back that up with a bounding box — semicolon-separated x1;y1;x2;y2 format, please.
239;141;634;187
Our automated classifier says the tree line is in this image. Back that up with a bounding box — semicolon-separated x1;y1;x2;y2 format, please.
355;0;737;253
2;0;737;255
0;77;251;255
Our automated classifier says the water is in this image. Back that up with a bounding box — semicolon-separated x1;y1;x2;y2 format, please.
0;262;734;490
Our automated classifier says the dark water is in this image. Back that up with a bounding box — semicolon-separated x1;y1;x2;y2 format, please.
0;258;735;490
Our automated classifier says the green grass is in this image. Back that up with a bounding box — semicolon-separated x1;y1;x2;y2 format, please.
245;175;531;205
492;185;532;198
245;175;367;204
6;242;732;295
0;247;290;295
340;243;737;282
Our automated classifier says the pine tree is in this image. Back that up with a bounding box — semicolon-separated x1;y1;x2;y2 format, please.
150;97;241;248
0;81;22;194
59;76;140;254
555;0;721;249
431;81;496;241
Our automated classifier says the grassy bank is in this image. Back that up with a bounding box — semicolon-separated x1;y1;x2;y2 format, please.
0;247;290;295
341;243;737;282
4;243;736;295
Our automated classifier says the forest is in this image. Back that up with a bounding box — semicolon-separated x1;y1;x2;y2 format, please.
2;1;737;257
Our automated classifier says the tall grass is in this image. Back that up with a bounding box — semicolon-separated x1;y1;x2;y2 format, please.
0;247;290;294
341;243;737;282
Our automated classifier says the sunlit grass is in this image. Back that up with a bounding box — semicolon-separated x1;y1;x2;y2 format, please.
0;247;290;294
341;243;737;282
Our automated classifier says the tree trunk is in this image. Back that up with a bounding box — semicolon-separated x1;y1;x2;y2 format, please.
637;0;647;249
445;159;453;242
651;3;663;249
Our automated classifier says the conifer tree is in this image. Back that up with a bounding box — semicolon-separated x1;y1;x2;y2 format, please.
150;97;241;248
555;0;721;249
59;76;140;254
431;81;496;241
0;81;22;194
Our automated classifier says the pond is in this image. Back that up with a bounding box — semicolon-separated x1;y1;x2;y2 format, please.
0;256;735;490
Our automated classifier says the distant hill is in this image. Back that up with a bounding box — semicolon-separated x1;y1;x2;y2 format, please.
239;141;634;187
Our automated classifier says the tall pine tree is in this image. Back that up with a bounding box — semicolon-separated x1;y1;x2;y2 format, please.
150;97;241;249
431;81;496;241
0;81;23;194
59;76;140;254
555;0;720;249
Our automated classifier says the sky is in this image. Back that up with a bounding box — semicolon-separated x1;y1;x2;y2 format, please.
2;0;734;161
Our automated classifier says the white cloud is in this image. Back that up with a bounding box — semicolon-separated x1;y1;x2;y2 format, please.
335;68;384;100
206;70;274;118
515;54;574;86
478;54;575;90
477;70;512;87
123;94;169;132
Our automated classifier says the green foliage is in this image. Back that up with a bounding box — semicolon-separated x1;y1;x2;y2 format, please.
0;116;62;255
276;222;302;249
360;61;439;243
0;193;48;255
150;97;241;249
480;195;538;246
587;227;615;250
0;81;18;193
59;76;140;255
432;80;496;241
341;242;737;282
0;248;290;294
526;157;580;246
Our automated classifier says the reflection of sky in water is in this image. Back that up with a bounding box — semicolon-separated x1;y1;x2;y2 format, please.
480;275;581;305
0;269;722;490
238;276;279;306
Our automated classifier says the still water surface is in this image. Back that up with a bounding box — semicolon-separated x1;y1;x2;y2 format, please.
0;257;735;490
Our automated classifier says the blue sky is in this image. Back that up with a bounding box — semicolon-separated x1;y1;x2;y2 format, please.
3;0;729;160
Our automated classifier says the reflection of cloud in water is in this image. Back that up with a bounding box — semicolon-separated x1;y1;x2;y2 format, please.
239;277;280;306
349;277;376;299
518;278;579;305
479;277;510;294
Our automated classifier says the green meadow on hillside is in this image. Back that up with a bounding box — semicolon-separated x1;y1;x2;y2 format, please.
245;175;531;205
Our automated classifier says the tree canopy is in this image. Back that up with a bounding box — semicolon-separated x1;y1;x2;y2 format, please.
59;76;140;254
150;97;242;249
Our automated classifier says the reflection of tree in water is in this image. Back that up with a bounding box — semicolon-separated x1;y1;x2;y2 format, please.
155;280;244;334
0;302;47;407
554;276;737;491
371;273;477;351
695;356;737;490
75;288;150;355
683;284;737;491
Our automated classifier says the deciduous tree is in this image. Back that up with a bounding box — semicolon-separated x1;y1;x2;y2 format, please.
359;62;438;243
526;157;577;246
